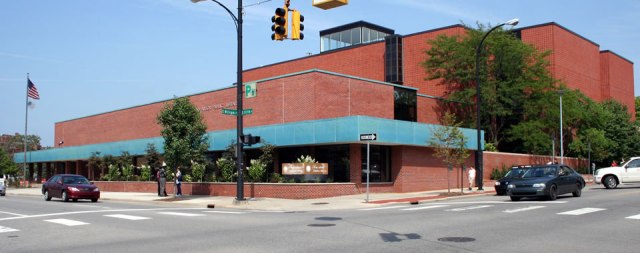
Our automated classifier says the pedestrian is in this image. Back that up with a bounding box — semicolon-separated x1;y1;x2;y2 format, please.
175;168;182;197
156;167;161;196
467;166;476;191
159;163;167;197
611;160;618;167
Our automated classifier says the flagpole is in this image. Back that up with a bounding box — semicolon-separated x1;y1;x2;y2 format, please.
24;73;29;186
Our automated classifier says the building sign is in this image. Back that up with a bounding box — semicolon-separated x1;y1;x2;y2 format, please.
245;82;257;98
360;133;377;141
282;163;329;175
198;101;237;112
312;0;348;10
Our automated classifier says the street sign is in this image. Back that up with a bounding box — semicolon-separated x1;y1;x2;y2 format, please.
222;108;253;116
245;82;257;98
360;133;377;141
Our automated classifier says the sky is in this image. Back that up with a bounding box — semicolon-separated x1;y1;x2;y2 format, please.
1;0;639;147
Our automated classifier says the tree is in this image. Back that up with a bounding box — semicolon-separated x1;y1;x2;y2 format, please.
422;23;556;150
0;148;19;177
429;113;471;194
144;143;162;170
157;97;209;176
1;134;42;154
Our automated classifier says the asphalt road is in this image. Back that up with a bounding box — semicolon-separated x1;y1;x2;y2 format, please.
1;185;639;253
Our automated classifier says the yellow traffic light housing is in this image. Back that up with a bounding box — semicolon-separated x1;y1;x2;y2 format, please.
291;10;304;40
271;7;288;41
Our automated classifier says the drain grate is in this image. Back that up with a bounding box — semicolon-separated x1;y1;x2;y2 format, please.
312;202;329;205
315;217;342;221
307;223;336;227
437;237;476;243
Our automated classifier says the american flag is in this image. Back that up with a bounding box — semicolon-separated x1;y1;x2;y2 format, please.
27;78;40;100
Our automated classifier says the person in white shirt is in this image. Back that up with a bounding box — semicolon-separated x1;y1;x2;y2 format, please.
468;166;476;191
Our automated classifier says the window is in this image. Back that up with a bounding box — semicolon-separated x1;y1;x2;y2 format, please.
394;88;417;122
361;145;391;182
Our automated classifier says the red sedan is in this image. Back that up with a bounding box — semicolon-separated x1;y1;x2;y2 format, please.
42;174;100;202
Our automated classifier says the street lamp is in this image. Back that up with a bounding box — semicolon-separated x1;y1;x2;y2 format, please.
191;0;246;201
474;18;519;191
558;89;565;164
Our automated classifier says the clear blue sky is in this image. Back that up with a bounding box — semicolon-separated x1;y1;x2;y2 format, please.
1;0;638;147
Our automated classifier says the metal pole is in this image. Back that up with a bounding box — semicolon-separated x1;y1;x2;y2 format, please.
24;73;29;186
235;0;245;201
366;141;370;202
559;91;564;164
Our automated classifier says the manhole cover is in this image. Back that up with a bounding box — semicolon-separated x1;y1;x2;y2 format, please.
312;202;329;205
437;237;475;243
307;224;336;227
315;217;342;221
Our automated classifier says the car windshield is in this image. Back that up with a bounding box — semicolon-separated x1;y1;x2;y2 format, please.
506;168;527;178
520;166;557;178
63;176;90;184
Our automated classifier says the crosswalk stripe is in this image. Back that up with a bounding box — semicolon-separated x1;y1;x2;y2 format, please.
504;206;546;213
157;212;205;217
104;214;151;220
557;208;606;215
446;205;493;212
402;205;449;211
44;219;89;226
0;226;19;233
203;211;246;214
625;214;640;220
358;206;405;211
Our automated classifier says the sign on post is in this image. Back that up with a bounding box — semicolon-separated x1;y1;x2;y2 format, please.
360;133;377;202
245;82;257;98
222;108;253;116
359;133;377;141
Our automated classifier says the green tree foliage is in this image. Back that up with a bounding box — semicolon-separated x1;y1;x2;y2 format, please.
1;134;42;154
248;160;266;182
429;113;470;193
144;143;162;170
216;158;236;182
422;24;555;150
635;96;640;119
157;97;209;175
0;148;19;177
191;162;206;182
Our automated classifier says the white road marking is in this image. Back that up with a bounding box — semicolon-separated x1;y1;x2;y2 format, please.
625;214;640;220
104;214;151;220
503;206;546;213
203;211;246;214
0;211;28;217
0;207;206;222
557;208;606;215
158;212;205;217
446;205;493;212
401;205;449;211
45;218;89;226
358;206;406;211
74;204;102;208
0;226;19;233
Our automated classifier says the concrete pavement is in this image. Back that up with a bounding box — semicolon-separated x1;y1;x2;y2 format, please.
4;185;497;211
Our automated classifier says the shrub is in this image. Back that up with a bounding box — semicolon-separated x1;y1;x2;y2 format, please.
121;164;134;181
295;155;317;163
140;165;152;181
217;158;236;182
191;162;206;182
106;164;121;181
490;164;511;180
248;160;266;182
269;173;284;183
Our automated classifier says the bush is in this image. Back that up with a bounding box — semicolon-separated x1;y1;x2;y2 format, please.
248;160;266;182
269;173;284;183
191;162;206;182
490;164;511;180
217;158;236;182
106;164;121;181
295;155;317;163
140;165;152;181
121;164;134;181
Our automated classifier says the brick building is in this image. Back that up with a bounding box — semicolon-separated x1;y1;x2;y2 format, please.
14;21;634;197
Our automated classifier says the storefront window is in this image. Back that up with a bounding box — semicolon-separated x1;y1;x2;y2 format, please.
361;145;391;183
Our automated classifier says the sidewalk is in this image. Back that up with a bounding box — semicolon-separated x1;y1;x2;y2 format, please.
5;186;496;212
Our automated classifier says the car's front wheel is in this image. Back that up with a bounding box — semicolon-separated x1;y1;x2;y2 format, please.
91;198;98;203
43;190;52;201
572;183;582;197
603;175;618;189
61;191;69;202
510;196;521;201
548;185;558;201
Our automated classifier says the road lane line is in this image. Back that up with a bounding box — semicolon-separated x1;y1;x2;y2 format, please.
0;226;19;233
0;211;28;217
625;214;640;220
0;207;206;222
45;219;89;226
203;211;246;214
557;208;606;215
503;206;546;213
158;212;205;217
104;214;151;220
402;205;449;211
446;205;493;212
358;206;405;211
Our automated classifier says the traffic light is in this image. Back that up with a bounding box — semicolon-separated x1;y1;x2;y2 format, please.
271;7;287;41
291;10;304;40
241;134;261;146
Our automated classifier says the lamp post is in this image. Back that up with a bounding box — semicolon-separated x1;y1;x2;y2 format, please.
191;0;246;201
558;89;565;164
474;18;519;191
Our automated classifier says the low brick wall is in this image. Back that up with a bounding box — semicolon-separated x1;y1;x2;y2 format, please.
94;181;360;199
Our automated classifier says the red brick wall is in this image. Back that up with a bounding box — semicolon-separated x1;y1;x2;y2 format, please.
393;146;473;192
244;43;386;83
417;96;441;124
600;51;636;119
483;151;587;178
56;71;395;147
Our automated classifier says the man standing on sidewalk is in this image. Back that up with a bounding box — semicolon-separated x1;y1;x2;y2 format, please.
468;166;476;191
159;163;167;197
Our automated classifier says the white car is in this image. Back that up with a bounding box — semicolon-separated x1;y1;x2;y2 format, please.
595;157;640;189
0;181;5;196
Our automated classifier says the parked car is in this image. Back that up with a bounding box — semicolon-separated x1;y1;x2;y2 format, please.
0;180;5;196
42;174;100;202
507;164;585;201
494;165;531;195
594;157;640;189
